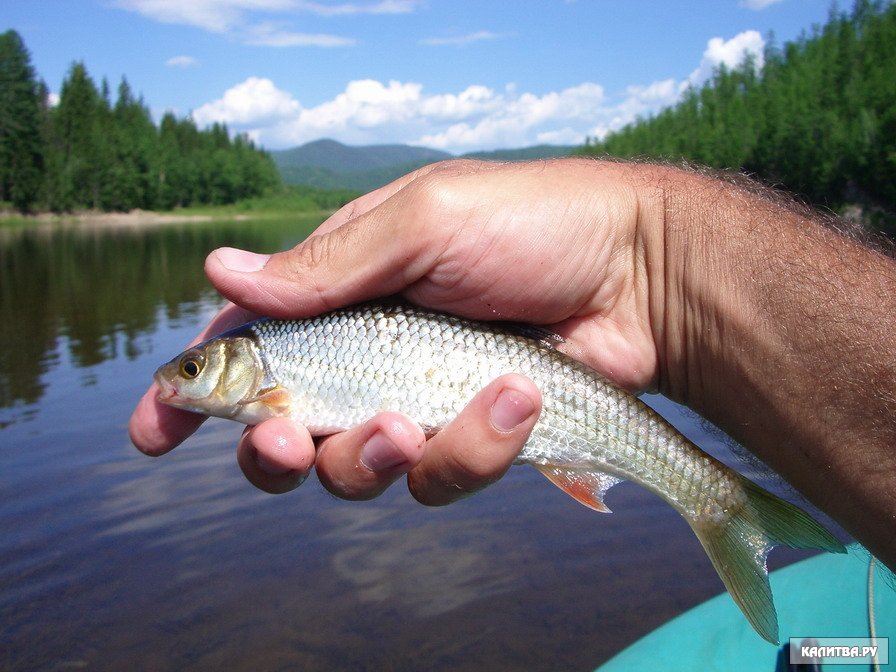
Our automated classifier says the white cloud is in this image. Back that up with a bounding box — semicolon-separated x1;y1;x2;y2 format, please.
420;31;502;47
688;30;765;85
189;30;769;153
625;78;680;104
165;55;199;68
535;127;584;146
292;0;420;16
114;0;293;33
114;0;415;45
417;82;606;149
192;76;301;125
192;76;608;150
739;0;783;9
418;85;502;119
243;22;356;46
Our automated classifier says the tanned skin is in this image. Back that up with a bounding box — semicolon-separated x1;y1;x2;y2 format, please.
649;165;896;569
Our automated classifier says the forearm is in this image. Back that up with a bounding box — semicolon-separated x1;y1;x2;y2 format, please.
647;166;896;569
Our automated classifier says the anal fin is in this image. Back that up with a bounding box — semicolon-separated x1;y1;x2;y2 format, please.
534;465;622;513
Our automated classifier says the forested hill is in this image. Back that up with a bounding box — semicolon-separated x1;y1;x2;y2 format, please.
576;0;896;223
271;140;575;192
0;31;280;213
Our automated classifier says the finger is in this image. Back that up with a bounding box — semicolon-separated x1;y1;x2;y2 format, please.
408;374;542;506
129;384;206;456
196;303;260;338
202;165;478;318
204;214;438;318
315;412;426;501
236;417;316;494
129;303;260;455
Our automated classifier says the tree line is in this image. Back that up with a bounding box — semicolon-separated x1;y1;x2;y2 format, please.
0;30;280;213
576;0;896;222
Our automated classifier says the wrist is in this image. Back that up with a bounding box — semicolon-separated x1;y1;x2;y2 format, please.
629;163;707;398
642;165;896;568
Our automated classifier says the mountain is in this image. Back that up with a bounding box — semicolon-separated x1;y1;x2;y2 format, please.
460;145;576;161
270;139;575;192
272;138;452;173
271;139;451;192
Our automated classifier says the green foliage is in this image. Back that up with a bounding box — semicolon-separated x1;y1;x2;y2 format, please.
0;32;281;213
576;0;896;216
0;31;44;212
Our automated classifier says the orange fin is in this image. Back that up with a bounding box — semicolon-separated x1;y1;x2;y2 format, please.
241;386;292;415
534;465;622;513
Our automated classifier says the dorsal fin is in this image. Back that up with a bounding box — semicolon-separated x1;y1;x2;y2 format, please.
498;322;565;349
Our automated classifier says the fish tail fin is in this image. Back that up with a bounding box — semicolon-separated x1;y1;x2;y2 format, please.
691;478;845;644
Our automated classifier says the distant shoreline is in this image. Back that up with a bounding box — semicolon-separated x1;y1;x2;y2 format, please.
0;209;258;231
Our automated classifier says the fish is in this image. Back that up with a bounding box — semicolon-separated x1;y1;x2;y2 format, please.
154;301;845;643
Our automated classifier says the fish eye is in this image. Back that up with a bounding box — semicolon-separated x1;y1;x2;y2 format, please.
178;354;204;379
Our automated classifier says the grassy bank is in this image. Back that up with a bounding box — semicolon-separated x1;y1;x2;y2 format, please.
0;185;361;229
164;184;360;217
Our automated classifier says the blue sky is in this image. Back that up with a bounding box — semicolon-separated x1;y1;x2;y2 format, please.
7;0;835;153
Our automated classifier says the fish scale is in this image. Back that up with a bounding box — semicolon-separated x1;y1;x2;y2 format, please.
252;306;712;500
154;301;845;643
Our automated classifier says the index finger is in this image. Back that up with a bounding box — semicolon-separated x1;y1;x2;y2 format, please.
128;303;259;455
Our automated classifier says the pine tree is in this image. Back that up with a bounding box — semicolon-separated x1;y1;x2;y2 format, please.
2;33;281;214
103;78;158;210
576;1;896;220
0;30;44;212
54;62;104;208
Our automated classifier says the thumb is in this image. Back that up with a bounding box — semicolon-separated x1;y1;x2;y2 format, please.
205;205;442;318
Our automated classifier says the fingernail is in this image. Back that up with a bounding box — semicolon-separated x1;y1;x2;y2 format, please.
214;247;271;273
360;431;408;472
490;388;536;432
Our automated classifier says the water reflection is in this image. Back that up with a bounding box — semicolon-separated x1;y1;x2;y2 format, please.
0;215;828;671
0;217;318;421
329;510;518;617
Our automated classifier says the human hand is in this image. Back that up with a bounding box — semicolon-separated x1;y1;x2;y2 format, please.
131;158;666;500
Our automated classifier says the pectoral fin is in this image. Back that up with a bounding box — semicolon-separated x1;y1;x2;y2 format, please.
240;386;292;415
534;465;622;513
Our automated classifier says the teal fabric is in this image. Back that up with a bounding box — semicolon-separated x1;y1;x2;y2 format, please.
597;549;894;671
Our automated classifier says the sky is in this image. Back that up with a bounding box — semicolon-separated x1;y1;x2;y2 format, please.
6;0;836;153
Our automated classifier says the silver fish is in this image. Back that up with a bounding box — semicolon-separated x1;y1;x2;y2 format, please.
154;302;844;643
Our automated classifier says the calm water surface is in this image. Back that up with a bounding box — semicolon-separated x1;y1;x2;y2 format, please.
0;217;819;671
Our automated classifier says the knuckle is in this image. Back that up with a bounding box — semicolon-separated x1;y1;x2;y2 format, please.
333;197;362;223
406;469;470;507
317;467;380;501
405;443;503;507
403;159;486;212
452;447;506;484
298;233;333;273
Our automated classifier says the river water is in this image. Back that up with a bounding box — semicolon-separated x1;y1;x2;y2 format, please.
0;216;821;671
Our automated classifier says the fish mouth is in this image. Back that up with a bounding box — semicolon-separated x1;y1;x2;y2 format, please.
154;372;179;404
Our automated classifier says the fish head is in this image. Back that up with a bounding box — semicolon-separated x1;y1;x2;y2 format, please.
154;336;266;420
